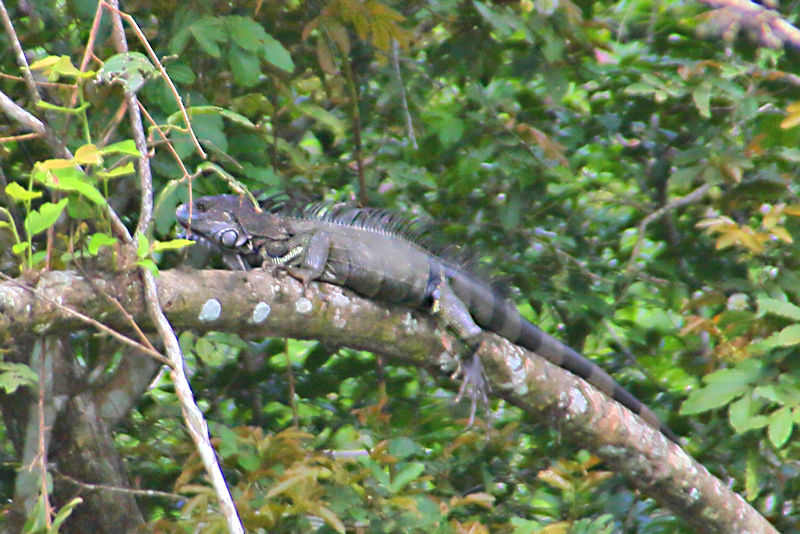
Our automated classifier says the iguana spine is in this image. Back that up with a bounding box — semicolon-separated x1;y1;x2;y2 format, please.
176;194;677;442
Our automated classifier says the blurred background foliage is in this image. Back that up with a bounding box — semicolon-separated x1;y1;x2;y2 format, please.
3;0;800;531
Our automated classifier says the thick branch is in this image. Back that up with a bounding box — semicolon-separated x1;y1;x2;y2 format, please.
0;268;778;534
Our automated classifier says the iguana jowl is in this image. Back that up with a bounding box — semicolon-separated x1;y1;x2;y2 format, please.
176;194;677;442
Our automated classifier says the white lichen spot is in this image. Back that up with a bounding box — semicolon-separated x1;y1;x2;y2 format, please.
403;312;417;328
327;292;350;307
332;309;346;329
687;486;701;502
294;297;313;314
251;302;271;324
199;299;221;322
569;387;588;414
437;350;458;372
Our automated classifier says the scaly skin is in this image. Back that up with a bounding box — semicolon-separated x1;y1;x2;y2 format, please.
176;194;678;442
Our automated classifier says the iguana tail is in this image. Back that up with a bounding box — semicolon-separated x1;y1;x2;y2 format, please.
447;268;677;442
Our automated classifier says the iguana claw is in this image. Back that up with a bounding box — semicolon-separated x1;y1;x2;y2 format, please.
452;351;490;426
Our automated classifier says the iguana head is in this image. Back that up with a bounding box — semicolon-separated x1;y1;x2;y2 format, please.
176;195;291;258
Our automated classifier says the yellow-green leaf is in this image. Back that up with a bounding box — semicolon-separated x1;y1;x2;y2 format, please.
152;238;196;252
74;144;102;165
88;233;118;255
97;162;136;179
39;159;75;171
5;182;42;202
24;198;68;236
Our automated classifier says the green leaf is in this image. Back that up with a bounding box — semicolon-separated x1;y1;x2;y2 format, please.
30;55;93;81
0;362;38;394
296;103;346;137
136;258;158;275
30;250;47;266
12;242;29;255
96;162;136;179
240;163;281;186
100;139;140;156
87;233;118;255
151;238;195;252
97;52;157;93
229;46;261;88
5;182;42;202
45;170;106;206
170;105;256;129
49;497;83;532
237;450;261;472
767;406;793;448
262;33;294;72
390;462;425;493
745;450;760;501
764;324;800;347
757;297;800;320
225;15;269;52
693;84;711;118
728;395;768;433
136;232;150;259
388;437;422;458
24;198;68;236
190;16;226;57
215;424;239;459
680;362;761;415
753;381;800;404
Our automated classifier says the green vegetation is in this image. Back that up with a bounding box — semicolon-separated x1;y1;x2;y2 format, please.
1;0;800;531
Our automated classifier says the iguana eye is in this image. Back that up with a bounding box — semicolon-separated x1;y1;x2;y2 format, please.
219;229;240;248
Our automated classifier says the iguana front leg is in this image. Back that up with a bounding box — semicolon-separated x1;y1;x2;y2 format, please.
436;284;489;425
263;231;331;287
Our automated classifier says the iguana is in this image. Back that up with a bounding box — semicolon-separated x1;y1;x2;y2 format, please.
176;194;678;442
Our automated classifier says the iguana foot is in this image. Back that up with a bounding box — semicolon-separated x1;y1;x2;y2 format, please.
452;351;489;426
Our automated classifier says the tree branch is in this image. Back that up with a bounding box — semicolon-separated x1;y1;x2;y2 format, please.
699;0;800;48
0;267;778;534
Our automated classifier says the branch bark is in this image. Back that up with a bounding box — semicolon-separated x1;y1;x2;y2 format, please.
0;267;778;534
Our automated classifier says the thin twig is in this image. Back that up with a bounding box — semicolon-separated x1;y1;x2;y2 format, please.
392;39;417;150
624;183;711;277
100;1;206;159
57;472;184;500
36;339;52;528
336;36;367;204
137;101;191;179
0;132;43;143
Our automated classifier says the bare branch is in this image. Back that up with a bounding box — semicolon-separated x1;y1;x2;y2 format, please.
0;267;778;534
0;272;169;365
0;89;46;135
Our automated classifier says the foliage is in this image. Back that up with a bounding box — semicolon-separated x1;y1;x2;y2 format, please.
2;0;800;531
